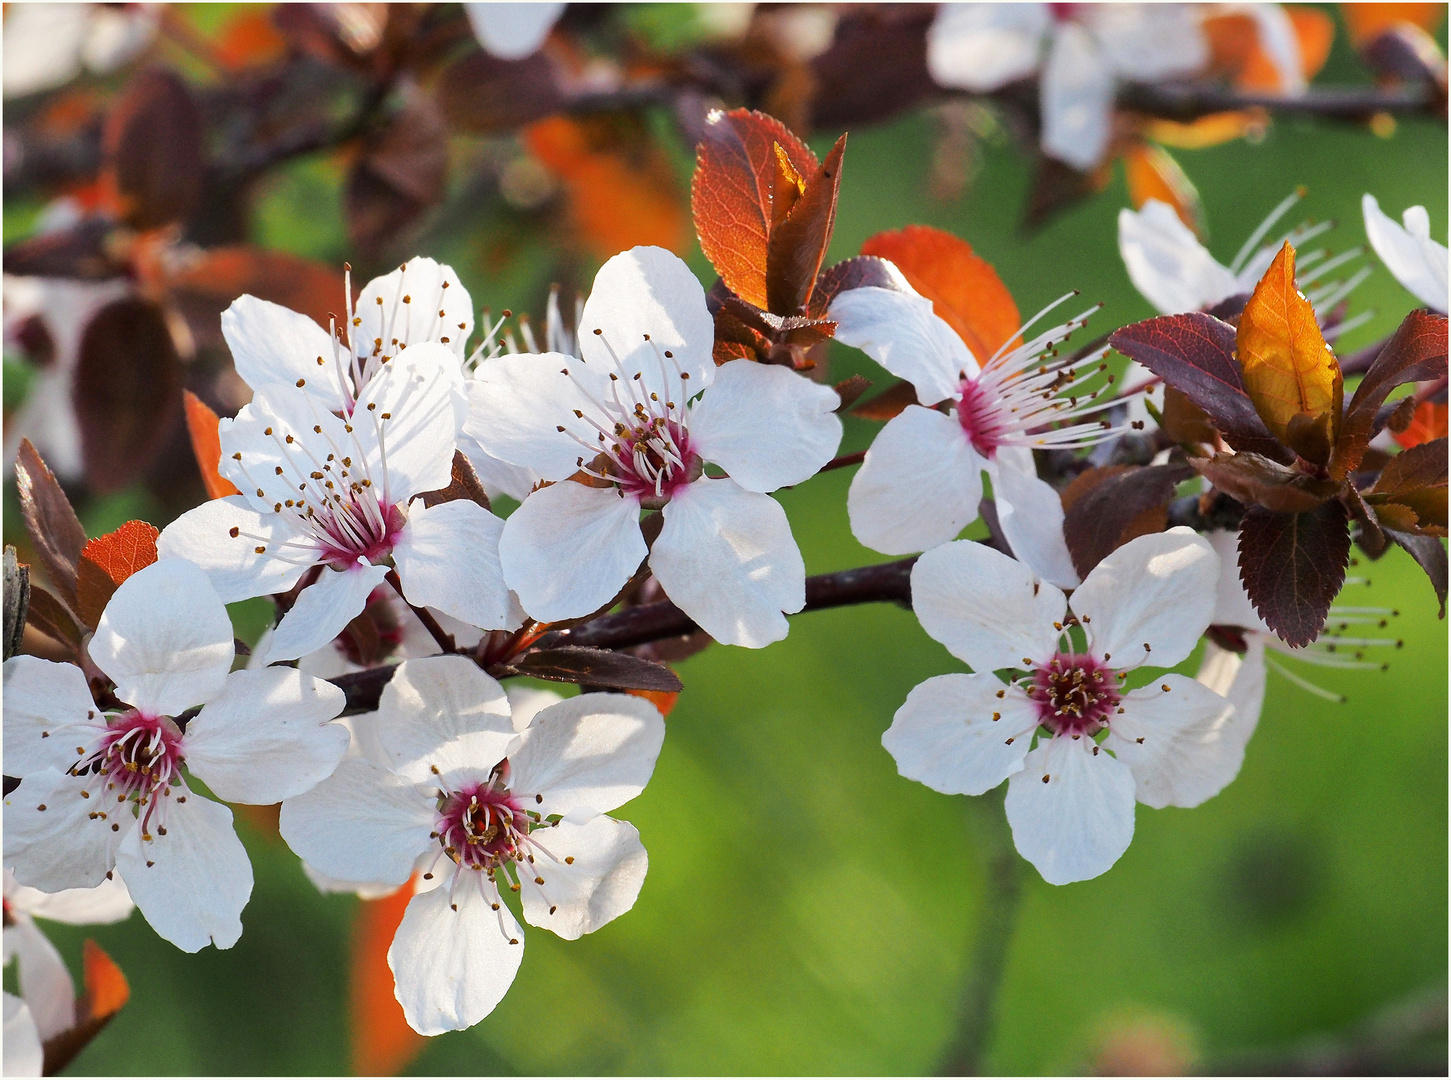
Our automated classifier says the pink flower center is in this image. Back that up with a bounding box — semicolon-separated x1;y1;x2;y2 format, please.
609;418;701;507
1028;653;1121;736
436;784;528;871
315;499;406;571
958;376;1007;457
80;714;184;807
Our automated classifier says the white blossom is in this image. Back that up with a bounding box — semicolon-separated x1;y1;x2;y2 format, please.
3;559;348;951
829;283;1127;589
1362;194;1449;314
468;246;842;647
927;4;1208;171
279;656;664;1034
2;3;157;99
4;993;43;1076
884;529;1234;884
464;2;565;59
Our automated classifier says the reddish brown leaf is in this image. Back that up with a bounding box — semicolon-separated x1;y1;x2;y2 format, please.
418;450;492;511
73;299;183;493
511;646;684;692
435;51;563;134
809;255;909;317
765;134;846;316
346;94;449;257
691;108;819;310
1160;386;1220;446
1334;309;1448;478
1367;438;1449;534
350;878;424;1077
1110;313;1289;460
832;375;872;413
1237;500;1351;647
861;225;1021;360
851;379;921;422
183;391;242;501
1385;527;1448;616
1024;154;1111;231
808;5;936;129
1061;464;1194;578
1393;400;1449;449
75;521;160;630
102;70;204;230
14;439;86;612
25;585;83;655
1191;451;1341;514
41;941;130;1076
1358;22;1447;84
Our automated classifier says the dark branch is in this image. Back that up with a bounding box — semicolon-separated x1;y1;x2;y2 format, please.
1118;81;1441;122
327;557;917;714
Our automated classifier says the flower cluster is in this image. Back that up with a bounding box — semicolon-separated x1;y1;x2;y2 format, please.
3;96;1444;1050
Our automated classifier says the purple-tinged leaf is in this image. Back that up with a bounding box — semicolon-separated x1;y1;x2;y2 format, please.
809;255;908;317
25;584;83;656
14;440;86;612
1385;528;1448;617
103;70;204;230
419;451;492;511
1237;501;1351;647
1191;451;1341;514
1062;464;1194;578
1334;310;1449;477
1110;313;1291;461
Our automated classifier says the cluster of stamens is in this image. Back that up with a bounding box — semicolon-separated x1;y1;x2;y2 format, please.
954;295;1135;457
69;712;187;844
1025;652;1123;737
560;330;700;506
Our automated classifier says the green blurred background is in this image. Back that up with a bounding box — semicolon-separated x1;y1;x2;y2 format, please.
7;4;1448;1075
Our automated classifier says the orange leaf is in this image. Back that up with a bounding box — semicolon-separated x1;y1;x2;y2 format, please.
1342;2;1446;46
628;688;680;717
351;879;424;1077
1289;6;1335;79
1394;399;1449;449
167;247;346;337
184;390;241;501
82;940;130;1020
860;225;1020;360
526;115;688;261
690;109;820;310
75;521;160;630
1142;109;1268;150
213;9;288;70
1237;243;1343;461
1124;143;1204;234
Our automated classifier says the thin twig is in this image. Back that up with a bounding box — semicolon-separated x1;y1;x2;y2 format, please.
1118;81;1440;122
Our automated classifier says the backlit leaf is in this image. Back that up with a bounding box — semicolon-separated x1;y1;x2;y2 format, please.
1342;2;1445;47
1236;242;1343;461
765;134;846;316
860;225;1020;360
691;108;819;310
1109;313;1289;460
1393;400;1449;449
184;391;242;502
1124;143;1204;235
75;521;160;631
14;439;86;612
42;941;130;1076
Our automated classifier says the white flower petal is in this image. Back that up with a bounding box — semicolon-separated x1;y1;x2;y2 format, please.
686;360;842;492
521;813;647;940
507;693;665;818
2;656;106;776
1198;636;1267;737
114;796;251;952
393;500;516;631
349;342;461;499
90;559;234;716
279;758;435;887
1004;733;1136;885
4;873;133;925
910;541;1064;673
1248;3;1306;95
156;496;315;603
989;450;1080;590
1085;3;1207;80
465;1;565;59
389;873;524;1035
4;994;43;1078
504;685;565;733
218;387;355;515
1117;201;1241;315
373;656;515;785
182;668;348;805
262;562;390;665
883;674;1038;796
1072;527;1218;670
1207;528;1269;631
1;2;88;98
828;286;973;405
499;481;645;623
356;257;474;362
651;478;803;649
848;405;984;555
1040;21;1115;172
3;771;131;893
221;295;345;411
1363;194;1449;313
1106;673;1242;809
464;354;605;482
457;434;540;502
10;915;75;1039
927;2;1049;90
578;247;716;396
